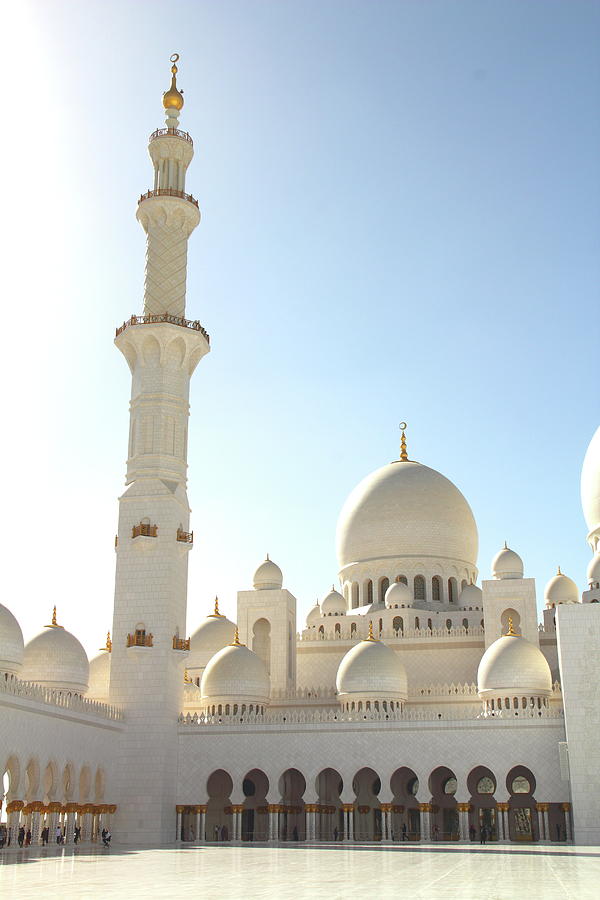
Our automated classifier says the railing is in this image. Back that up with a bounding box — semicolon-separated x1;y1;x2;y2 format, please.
149;127;193;145
176;529;193;544
126;632;153;648
0;673;123;721
115;313;210;343
132;523;158;539
138;188;199;208
173;636;190;651
300;625;486;643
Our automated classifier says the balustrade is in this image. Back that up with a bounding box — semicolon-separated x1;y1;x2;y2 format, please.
115;312;210;342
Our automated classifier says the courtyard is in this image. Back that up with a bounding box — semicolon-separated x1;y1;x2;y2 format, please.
1;842;598;900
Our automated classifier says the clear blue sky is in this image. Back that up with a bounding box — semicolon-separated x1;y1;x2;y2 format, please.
3;0;598;655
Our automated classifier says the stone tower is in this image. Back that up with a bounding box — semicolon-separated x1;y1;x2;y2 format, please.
109;56;209;844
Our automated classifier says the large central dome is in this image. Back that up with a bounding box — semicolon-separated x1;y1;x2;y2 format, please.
336;460;478;571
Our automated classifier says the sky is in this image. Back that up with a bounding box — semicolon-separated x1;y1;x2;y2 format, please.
1;0;598;657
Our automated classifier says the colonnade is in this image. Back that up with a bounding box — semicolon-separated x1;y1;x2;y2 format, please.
0;801;116;847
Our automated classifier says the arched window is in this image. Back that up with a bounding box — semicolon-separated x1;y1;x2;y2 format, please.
395;575;408;585
335;622;341;636
365;580;373;605
432;576;442;602
414;575;426;601
393;616;403;633
427;618;433;631
415;617;420;630
378;618;383;633
446;619;452;630
462;618;468;630
379;577;389;603
448;578;457;603
461;579;468;591
351;622;357;636
351;583;359;609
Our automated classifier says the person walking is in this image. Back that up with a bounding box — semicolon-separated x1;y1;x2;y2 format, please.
18;826;25;848
102;829;111;847
56;825;62;845
41;826;49;846
25;829;32;846
74;825;81;844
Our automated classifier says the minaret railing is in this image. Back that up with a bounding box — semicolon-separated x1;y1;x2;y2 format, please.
149;127;193;145
176;529;193;544
115;313;210;342
132;523;158;539
138;187;198;207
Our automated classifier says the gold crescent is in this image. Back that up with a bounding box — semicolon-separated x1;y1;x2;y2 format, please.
170;53;180;63
399;421;407;430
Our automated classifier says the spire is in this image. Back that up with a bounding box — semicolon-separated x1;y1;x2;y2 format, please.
163;53;184;126
504;541;508;549
366;620;377;642
46;606;62;628
557;565;562;576
183;668;192;684
208;596;224;618
100;631;112;652
505;617;518;637
231;627;242;646
399;422;409;462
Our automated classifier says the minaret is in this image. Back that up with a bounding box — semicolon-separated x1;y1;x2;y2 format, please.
109;55;209;845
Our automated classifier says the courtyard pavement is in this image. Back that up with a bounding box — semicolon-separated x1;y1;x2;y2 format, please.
1;841;598;899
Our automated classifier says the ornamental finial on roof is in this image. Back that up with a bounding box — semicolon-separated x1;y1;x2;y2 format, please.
231;627;242;646
399;422;409;462
47;606;62;628
366;620;377;642
505;617;518;637
163;53;184;112
100;631;112;652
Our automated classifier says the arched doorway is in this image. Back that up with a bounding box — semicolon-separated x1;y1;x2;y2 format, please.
467;766;497;840
315;768;343;840
352;767;382;841
429;767;459;840
506;766;538;841
241;769;269;841
279;769;306;841
390;767;420;840
206;769;233;841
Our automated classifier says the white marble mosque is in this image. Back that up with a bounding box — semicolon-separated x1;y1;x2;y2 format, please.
1;56;599;851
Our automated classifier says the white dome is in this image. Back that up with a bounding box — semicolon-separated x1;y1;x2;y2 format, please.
306;602;322;626
0;602;24;675
253;556;283;590
459;582;483;609
87;650;111;702
336;635;407;700
491;545;524;579
384;581;413;608
336;460;478;572
587;553;600;587
477;633;552;698
545;570;579;608
22;624;89;694
190;605;236;655
321;587;346;615
581;426;600;543
201;641;270;703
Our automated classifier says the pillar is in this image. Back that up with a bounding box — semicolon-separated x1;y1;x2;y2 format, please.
562;803;571;842
536;803;547;841
305;805;316;841
232;805;243;842
381;803;391;841
496;803;508;840
418;803;430;841
268;805;278;841
176;806;183;843
457;803;470;841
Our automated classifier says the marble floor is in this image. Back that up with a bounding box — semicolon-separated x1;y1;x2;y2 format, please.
1;842;599;900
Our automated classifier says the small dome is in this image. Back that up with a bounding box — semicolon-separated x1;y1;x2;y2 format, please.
492;544;524;580
306;602;322;626
87;650;111;702
190;600;236;655
384;581;413;608
253;556;283;591
336;633;407;700
587;553;600;587
0;602;24;675
459;582;483;609
321;587;346;615
545;569;579;608
201;639;270;703
477;632;552;698
22;621;89;694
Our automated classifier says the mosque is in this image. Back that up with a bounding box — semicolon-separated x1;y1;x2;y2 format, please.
1;57;599;850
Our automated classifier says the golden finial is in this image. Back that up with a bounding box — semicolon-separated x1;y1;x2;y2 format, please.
557;566;562;576
46;606;61;628
366;620;377;641
163;53;184;111
184;668;192;684
505;617;518;637
208;596;224;618
399;422;409;462
231;627;242;646
266;553;270;561
100;631;112;652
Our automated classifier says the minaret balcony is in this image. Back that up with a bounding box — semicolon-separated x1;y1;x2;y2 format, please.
138;187;199;208
115;312;210;344
172;636;190;651
126;631;154;648
176;529;193;544
150;127;193;146
132;523;158;539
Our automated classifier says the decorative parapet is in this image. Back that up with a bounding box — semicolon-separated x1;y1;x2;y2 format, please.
138;187;199;208
115;312;210;343
411;682;479;698
176;529;193;544
178;705;564;728
173;636;190;651
300;625;485;643
127;632;154;648
150;127;193;145
0;673;123;721
270;686;337;701
132;522;158;539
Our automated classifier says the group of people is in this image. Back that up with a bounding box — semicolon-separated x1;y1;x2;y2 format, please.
0;822;110;849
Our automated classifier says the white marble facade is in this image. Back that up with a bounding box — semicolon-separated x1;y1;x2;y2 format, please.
1;60;599;851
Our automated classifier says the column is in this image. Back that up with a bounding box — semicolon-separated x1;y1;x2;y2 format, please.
541;804;549;841
232;805;243;842
305;805;315;841
535;803;546;841
457;803;470;841
268;805;278;841
348;806;355;841
381;804;391;841
496;803;508;840
562;803;571;842
176;806;183;842
418;803;430;841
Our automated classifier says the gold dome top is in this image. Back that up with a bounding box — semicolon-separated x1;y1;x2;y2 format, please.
163;53;184;111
